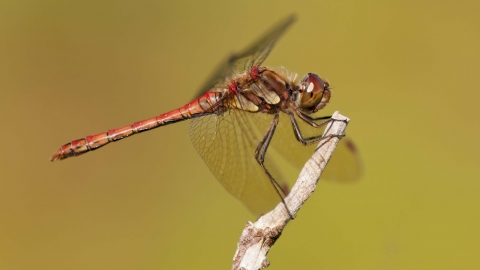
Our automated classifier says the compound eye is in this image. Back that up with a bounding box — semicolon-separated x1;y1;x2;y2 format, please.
299;73;328;109
301;73;326;94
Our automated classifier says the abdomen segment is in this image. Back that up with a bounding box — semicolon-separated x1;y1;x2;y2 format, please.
50;91;222;161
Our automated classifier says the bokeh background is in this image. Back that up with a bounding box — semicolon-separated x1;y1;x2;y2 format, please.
1;0;479;269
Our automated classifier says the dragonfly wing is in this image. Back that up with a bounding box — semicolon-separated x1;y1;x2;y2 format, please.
195;15;296;97
189;109;287;215
270;113;363;183
229;14;297;71
320;136;363;182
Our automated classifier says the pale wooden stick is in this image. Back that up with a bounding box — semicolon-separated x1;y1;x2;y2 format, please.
232;111;349;270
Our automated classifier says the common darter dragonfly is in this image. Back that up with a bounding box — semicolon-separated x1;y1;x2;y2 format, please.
51;15;361;215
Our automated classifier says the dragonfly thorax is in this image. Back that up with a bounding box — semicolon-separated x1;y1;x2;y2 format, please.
224;67;294;113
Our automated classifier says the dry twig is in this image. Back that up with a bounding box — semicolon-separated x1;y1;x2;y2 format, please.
232;111;349;270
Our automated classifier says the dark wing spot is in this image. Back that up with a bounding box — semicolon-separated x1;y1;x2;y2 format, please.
281;183;290;196
345;138;357;153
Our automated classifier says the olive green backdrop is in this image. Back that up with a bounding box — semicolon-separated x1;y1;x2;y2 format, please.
1;0;479;269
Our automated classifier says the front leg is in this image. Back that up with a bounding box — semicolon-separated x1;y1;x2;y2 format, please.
296;111;332;128
289;112;346;146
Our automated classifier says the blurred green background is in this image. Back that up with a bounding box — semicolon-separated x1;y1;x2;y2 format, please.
1;0;479;269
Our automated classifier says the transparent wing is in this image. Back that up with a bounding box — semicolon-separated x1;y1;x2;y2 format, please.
189;109;288;215
321;136;363;182
271;113;363;183
195;14;297;97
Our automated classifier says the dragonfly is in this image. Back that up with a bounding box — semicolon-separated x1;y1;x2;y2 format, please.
50;15;362;215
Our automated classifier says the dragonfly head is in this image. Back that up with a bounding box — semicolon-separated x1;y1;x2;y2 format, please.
296;73;331;113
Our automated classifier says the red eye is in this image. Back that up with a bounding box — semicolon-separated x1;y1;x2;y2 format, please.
298;73;330;112
301;73;327;94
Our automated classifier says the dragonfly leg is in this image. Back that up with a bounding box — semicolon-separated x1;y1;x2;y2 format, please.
296;112;333;128
254;113;294;219
289;112;346;146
